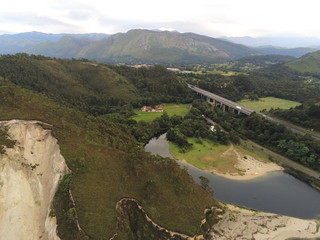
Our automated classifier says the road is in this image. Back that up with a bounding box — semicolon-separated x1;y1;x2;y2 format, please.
202;115;320;180
260;114;320;141
241;140;320;179
191;84;320;140
188;84;254;115
193;85;320;179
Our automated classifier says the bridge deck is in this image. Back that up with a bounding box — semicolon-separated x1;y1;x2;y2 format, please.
188;84;254;115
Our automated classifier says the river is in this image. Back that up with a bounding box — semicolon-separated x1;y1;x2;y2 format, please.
145;133;320;219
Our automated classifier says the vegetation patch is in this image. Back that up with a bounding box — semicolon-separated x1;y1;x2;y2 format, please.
169;138;240;174
0;127;15;153
286;50;320;74
169;137;277;175
270;104;320;132
238;97;301;111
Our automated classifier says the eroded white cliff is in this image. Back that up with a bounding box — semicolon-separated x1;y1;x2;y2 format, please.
0;120;69;240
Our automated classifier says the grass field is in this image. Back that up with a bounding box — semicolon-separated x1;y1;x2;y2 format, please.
169;138;271;174
238;97;301;111
209;70;240;76
132;104;190;122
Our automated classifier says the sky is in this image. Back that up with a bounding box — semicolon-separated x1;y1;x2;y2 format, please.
1;0;320;38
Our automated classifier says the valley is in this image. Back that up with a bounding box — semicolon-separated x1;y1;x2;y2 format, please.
1;30;320;240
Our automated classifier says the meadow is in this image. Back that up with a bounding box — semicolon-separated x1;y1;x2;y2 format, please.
238;97;301;111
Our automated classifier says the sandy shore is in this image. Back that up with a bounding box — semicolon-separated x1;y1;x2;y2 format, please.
210;145;283;180
208;204;320;240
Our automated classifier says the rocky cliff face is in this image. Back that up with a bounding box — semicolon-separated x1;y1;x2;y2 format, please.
0;120;69;240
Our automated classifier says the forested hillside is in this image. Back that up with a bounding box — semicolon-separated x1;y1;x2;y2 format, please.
0;76;217;239
0;54;192;115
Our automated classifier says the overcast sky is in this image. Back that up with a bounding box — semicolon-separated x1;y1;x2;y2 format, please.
1;0;320;37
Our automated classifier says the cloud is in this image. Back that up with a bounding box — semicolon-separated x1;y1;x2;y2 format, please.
0;12;81;33
1;0;320;37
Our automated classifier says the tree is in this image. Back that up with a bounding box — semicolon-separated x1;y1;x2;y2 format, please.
199;176;214;195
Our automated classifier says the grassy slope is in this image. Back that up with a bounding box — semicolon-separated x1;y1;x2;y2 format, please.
286;51;320;73
132;104;190;122
238;97;301;111
0;78;217;239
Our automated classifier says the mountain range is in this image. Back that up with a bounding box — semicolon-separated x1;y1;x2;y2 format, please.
2;30;320;64
1;30;258;64
30;30;259;64
0;31;108;54
223;36;320;48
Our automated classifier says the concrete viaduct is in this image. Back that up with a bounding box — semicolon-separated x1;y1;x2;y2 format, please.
187;84;255;115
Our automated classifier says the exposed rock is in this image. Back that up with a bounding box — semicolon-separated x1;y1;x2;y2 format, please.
0;120;69;240
207;204;320;240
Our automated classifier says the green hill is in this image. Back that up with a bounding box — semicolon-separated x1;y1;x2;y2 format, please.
0;54;137;100
286;50;320;73
0;76;217;239
0;54;193;115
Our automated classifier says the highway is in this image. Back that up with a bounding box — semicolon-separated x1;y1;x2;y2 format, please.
241;140;320;179
261;114;320;141
189;84;320;141
187;84;255;115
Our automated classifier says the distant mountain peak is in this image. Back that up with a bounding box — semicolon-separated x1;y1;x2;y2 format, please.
0;29;257;64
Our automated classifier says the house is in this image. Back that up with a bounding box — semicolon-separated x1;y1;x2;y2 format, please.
141;106;164;112
141;106;153;112
154;106;164;112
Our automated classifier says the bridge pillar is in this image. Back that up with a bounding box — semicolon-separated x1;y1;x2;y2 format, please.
232;108;241;114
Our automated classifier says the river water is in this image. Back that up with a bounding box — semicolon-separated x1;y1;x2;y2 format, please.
145;133;320;219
